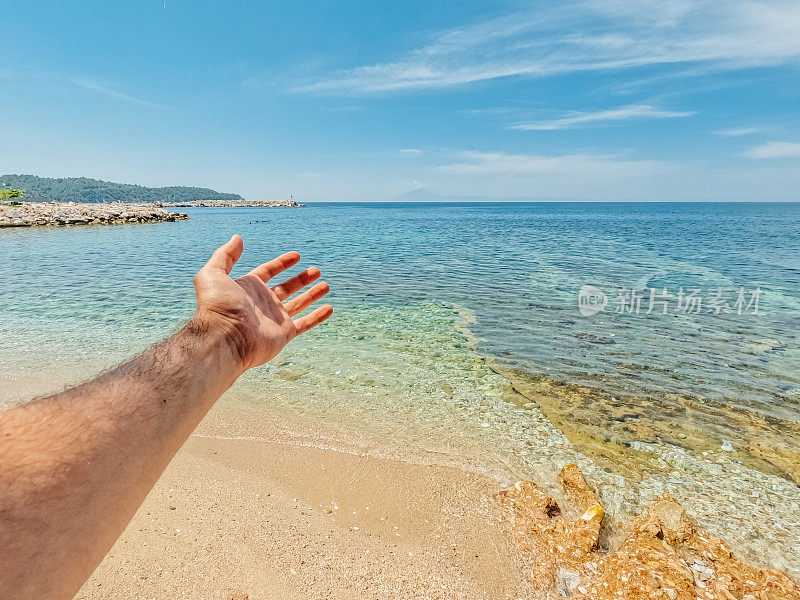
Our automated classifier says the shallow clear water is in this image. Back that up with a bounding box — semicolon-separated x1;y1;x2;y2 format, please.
3;202;800;575
2;203;800;458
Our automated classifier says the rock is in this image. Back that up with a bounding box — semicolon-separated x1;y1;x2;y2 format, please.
559;463;602;514
575;333;616;345
494;465;602;590
495;465;800;600
0;202;189;228
276;366;309;381
556;567;581;596
161;199;304;208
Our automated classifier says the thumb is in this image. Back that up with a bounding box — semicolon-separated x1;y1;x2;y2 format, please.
205;235;244;274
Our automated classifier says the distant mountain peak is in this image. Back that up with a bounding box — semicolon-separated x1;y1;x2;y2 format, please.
394;188;445;201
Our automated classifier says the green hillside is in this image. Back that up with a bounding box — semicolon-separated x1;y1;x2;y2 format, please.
0;174;243;204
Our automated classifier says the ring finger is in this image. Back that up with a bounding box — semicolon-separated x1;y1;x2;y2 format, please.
283;281;330;316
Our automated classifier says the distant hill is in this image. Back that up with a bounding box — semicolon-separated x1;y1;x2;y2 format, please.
0;174;243;204
395;188;450;202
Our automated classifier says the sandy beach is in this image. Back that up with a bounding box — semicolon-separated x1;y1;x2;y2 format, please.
74;398;532;600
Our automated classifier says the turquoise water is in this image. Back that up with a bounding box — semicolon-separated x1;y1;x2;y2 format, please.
2;203;800;463
0;204;800;394
3;202;800;574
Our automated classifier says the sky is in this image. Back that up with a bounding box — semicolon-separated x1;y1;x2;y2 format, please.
2;0;800;201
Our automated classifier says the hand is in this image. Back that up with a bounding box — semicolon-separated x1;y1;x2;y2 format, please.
192;235;332;371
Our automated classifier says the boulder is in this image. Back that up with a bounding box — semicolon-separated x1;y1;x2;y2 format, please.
495;465;800;599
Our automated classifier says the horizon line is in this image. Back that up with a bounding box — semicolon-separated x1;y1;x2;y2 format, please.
300;199;800;204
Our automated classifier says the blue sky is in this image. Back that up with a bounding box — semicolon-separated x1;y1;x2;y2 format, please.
2;0;800;201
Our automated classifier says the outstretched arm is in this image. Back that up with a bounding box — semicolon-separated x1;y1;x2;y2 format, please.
0;235;332;600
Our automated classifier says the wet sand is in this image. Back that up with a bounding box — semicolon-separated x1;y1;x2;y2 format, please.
75;399;532;600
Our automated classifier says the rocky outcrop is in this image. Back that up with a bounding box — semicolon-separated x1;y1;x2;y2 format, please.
160;199;304;208
495;465;799;599
0;202;188;228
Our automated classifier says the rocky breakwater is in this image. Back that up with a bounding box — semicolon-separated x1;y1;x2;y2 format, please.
0;202;189;228
495;464;799;599
160;199;304;208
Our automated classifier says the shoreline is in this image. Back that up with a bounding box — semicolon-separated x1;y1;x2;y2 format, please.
76;399;532;599
68;394;799;599
4;362;800;596
2;300;800;588
0;201;188;228
3;301;800;588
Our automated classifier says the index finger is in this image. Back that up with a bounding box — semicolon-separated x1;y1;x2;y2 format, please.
247;251;301;283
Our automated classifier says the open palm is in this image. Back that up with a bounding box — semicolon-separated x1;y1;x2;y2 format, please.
193;235;332;370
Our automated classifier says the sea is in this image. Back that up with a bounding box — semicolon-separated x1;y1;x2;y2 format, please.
2;202;799;574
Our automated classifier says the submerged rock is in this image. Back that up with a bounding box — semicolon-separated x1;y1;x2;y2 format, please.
495;464;800;599
495;465;603;592
575;333;616;345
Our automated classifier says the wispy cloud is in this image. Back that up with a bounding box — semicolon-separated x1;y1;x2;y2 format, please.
426;149;680;200
72;78;171;110
714;126;765;137
297;0;800;94
438;150;668;176
512;104;693;131
745;141;800;159
717;127;764;137
399;148;424;156
428;151;800;200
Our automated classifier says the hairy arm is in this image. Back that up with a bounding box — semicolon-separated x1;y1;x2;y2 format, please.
0;235;332;600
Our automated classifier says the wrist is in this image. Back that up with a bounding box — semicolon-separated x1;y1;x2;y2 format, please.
184;311;249;379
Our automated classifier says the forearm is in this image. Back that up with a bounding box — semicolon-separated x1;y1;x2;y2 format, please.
0;235;332;600
0;314;243;600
